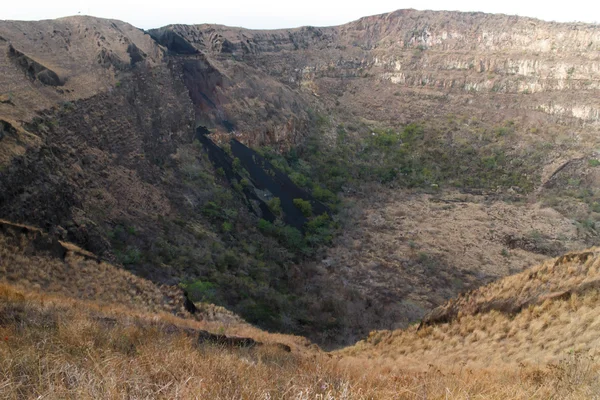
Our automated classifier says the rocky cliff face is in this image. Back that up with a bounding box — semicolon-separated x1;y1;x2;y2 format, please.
157;9;600;133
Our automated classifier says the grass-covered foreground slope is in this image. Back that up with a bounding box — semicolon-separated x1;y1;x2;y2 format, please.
0;277;598;399
1;232;600;398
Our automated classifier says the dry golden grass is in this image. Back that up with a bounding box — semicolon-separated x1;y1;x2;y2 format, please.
336;248;600;400
424;247;600;322
343;289;600;368
2;224;600;397
1;281;599;399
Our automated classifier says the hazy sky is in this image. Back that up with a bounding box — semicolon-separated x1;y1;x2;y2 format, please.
2;0;599;29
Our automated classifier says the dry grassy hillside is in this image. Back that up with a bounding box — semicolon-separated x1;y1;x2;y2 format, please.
2;249;600;398
340;248;600;379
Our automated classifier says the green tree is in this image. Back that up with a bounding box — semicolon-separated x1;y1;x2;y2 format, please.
293;198;313;217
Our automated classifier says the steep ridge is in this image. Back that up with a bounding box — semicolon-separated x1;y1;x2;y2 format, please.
341;247;600;370
0;16;162;122
160;10;600;130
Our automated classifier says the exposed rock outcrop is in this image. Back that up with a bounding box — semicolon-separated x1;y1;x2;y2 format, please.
8;44;63;86
0;119;16;140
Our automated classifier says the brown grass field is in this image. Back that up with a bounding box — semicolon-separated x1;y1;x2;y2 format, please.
3;242;600;398
1;216;600;398
1;282;600;399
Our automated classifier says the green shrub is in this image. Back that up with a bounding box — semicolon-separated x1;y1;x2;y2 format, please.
258;218;274;233
313;186;336;204
267;197;282;216
118;247;142;265
215;250;240;271
107;225;125;241
232;180;243;193
305;213;334;247
258;219;305;253
290;172;310;188
293;198;313;217
202;202;222;219
370;130;400;147
222;221;233;233
185;280;218;303
401;123;424;142
280;225;305;252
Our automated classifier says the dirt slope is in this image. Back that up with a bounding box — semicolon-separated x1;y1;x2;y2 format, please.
0;16;162;121
314;189;589;343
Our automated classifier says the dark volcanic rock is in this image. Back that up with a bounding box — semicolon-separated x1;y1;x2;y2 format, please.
196;127;329;231
160;323;265;349
181;57;227;122
126;43;147;65
183;291;198;314
195;127;277;223
197;330;259;348
230;139;329;231
0;120;17;141
97;48;129;71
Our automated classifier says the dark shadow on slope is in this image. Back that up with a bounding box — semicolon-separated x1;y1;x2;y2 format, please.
8;45;63;86
230;139;329;231
126;43;147;65
195;127;275;223
180;58;229;129
0;120;17;141
195;127;329;231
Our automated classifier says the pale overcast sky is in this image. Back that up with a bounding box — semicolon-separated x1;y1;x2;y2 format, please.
2;0;599;29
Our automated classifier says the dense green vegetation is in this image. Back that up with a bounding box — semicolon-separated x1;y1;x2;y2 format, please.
256;117;538;200
143;141;341;334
